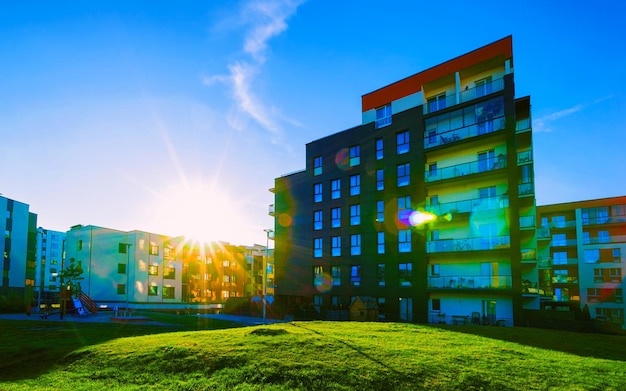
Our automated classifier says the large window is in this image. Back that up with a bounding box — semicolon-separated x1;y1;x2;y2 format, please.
377;264;385;286
377;232;385;254
314;210;323;230
313;266;324;287
397;163;410;187
475;76;493;97
377;169;384;191
331;236;341;257
376;138;383;160
349;145;360;167
398;196;411;221
427;93;446;112
350;174;361;196
552;233;567;246
313;156;322;176
350;265;361;286
397;130;409;154
478;150;495;172
376;105;392;128
584;249;600;263
350;204;361;226
331;179;341;199
399;263;413;286
398;229;411;253
350;234;361;256
313;183;322;203
376;200;385;222
331;266;341;286
314;238;322;258
331;207;341;228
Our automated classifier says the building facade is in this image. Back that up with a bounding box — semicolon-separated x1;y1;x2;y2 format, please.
1;195;37;312
35;227;66;309
536;196;625;330
274;36;537;326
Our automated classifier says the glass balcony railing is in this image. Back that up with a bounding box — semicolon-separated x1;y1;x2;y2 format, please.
519;215;536;229
537;227;551;239
428;274;511;289
425;196;509;216
517;150;532;165
426;155;507;183
552;257;579;266
538;257;551;268
552;238;578;247
521;248;536;261
518;182;534;196
549;220;576;229
424;78;505;115
516;118;531;133
424;117;506;149
426;235;510;253
585;235;626;245
582;215;626;225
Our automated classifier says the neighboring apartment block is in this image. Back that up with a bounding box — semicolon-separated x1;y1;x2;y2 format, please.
536;196;626;330
63;224;266;310
273;36;536;326
35;228;66;308
1;195;37;309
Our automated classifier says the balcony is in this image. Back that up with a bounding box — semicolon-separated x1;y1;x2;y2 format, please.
519;215;536;229
537;227;551;240
425;155;507;183
585;235;626;245
424;117;506;149
425;196;509;216
517;150;533;165
582;215;626;226
515;118;531;133
552;275;579;284
424;78;505;115
549;220;577;229
426;235;510;253
552;257;579;266
268;204;275;216
537;257;552;268
428;274;511;289
518;182;534;196
521;248;536;262
552;239;578;247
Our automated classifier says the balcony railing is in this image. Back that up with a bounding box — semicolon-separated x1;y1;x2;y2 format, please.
582;215;626;225
424;117;506;149
549;220;577;229
552;239;578;247
538;257;552;268
268;204;275;216
426;235;510;253
516;118;531;133
517;150;533;165
518;182;534;196
428;274;511;289
537;227;551;239
425;196;509;216
424;78;504;115
426;155;507;183
519;215;536;229
552;257;579;266
521;248;536;261
585;235;626;245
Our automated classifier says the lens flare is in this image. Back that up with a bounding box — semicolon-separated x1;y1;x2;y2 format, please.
408;211;437;226
314;272;333;293
334;148;350;171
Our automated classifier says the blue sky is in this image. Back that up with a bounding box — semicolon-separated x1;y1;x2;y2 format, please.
1;1;625;245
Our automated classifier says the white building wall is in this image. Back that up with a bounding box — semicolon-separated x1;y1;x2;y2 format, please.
1;196;30;289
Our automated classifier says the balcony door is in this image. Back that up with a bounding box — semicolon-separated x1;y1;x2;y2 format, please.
481;261;499;288
482;299;497;325
399;297;413;322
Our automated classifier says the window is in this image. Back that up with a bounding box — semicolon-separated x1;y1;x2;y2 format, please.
163;287;175;299
150;244;159;256
376;138;383;160
431;264;440;276
399;229;411;253
598;231;610;244
148;265;158;275
594;268;605;283
613;248;622;262
331;295;341;307
164;267;175;279
399;263;413;287
428;94;446;112
331;207;341;228
350;265;361;286
376;105;392;128
609;268;622;282
397;130;409;154
117;284;126;295
331;236;341;257
349;174;360;196
587;288;601;302
164;247;173;260
584;249;600;263
553;233;566;246
118;264;126;274
428;163;438;178
612;204;626;218
398;195;411;221
313;210;323;230
350;204;361;226
377;264;385;286
553;251;568;265
350;234;361;255
582;231;590;245
313;156;322;176
616;288;624;303
331;266;341;286
376;169;384;191
313;266;324;287
314;238;322;258
313;183;322;203
552;216;566;228
331;179;341;199
475;76;493;97
397;163;410;187
148;285;158;296
349;145;360;167
77;240;83;251
377;232;385;254
478;150;495;172
432;298;441;312
376;200;385;222
118;243;129;253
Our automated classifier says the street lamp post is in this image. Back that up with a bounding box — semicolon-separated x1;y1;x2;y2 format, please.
60;239;65;320
123;243;132;316
263;229;273;323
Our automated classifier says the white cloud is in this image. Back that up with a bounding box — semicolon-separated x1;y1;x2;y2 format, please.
204;0;304;137
533;94;614;133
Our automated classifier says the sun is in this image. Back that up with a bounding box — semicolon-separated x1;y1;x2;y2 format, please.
148;179;246;244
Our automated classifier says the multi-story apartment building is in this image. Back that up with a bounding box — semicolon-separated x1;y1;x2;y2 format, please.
1;195;37;312
35;227;66;309
63;224;257;310
536;196;626;330
273;36;536;326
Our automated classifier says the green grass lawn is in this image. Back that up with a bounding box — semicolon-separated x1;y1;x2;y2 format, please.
0;316;625;390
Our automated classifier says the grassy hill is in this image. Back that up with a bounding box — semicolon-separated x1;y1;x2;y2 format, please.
1;317;625;390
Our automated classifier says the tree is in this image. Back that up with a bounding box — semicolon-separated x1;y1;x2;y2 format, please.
59;258;85;298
